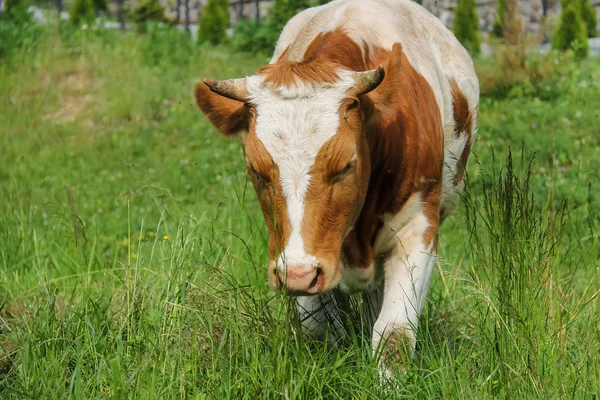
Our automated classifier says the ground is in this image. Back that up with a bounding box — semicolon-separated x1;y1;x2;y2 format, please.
0;22;599;399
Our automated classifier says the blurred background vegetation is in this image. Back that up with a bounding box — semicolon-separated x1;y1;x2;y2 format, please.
1;0;599;398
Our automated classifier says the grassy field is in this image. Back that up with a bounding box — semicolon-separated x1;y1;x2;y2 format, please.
1;20;599;399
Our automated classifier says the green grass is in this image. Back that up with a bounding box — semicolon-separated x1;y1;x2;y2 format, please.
0;20;599;399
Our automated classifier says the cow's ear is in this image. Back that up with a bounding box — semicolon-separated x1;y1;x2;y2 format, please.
194;80;249;136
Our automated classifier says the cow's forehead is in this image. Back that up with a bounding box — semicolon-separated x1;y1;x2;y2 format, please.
246;73;356;166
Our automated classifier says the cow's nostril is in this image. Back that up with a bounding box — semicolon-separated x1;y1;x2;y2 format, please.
309;268;321;290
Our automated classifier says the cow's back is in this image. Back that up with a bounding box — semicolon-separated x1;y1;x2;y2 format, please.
272;0;479;215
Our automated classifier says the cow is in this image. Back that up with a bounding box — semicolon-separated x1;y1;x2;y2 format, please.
194;0;479;373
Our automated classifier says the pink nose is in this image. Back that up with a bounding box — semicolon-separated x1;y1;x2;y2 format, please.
277;266;322;294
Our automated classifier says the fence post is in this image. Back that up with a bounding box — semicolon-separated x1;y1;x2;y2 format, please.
255;0;259;20
541;0;547;16
118;0;125;30
185;0;190;33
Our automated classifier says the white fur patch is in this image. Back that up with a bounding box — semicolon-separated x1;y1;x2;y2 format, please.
373;193;429;256
246;72;356;269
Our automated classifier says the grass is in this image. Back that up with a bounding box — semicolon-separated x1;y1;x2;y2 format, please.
0;18;599;399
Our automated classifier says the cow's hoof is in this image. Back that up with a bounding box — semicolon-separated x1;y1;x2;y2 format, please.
375;329;414;381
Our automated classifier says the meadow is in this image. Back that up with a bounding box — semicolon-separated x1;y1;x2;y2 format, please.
0;19;599;399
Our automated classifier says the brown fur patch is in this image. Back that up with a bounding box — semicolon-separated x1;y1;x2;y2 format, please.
450;79;474;185
341;43;443;267
257;61;341;89
258;29;377;91
302;30;370;71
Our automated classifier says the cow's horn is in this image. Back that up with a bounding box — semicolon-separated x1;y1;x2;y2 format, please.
351;66;385;96
203;78;248;102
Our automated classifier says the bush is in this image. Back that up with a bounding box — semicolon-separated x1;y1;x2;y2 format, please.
142;24;194;68
4;0;26;14
231;18;279;54
476;45;576;99
197;0;229;45
552;0;589;59
231;0;328;55
0;6;41;60
92;0;108;12
70;0;96;26
453;0;481;54
579;0;597;37
492;0;507;38
131;0;168;32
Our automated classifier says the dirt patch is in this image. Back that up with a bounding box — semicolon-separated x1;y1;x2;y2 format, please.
44;69;101;124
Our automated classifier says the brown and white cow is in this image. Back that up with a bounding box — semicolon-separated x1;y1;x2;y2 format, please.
194;0;479;371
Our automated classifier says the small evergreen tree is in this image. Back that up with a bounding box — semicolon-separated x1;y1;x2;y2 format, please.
579;0;597;37
132;0;166;32
92;0;108;13
492;0;507;38
70;0;95;25
197;0;229;44
453;0;481;54
4;0;27;14
552;0;589;59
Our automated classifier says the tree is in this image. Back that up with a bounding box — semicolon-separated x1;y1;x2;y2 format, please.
492;0;507;38
70;0;95;25
197;0;229;44
132;0;166;32
552;0;589;59
453;0;481;54
579;0;597;37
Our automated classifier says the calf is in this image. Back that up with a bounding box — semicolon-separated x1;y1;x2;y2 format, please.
194;0;479;371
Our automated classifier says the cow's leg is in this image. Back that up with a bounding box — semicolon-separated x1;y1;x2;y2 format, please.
372;217;437;373
296;292;344;341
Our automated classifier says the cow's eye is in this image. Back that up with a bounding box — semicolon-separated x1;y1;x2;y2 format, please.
249;164;270;183
330;160;355;182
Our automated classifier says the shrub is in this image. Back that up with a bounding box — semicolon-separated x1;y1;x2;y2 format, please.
70;0;96;26
231;0;326;55
476;45;575;99
579;0;597;37
552;0;589;59
197;0;229;45
492;0;507;38
231;18;279;54
92;0;108;13
453;0;481;54
4;0;26;14
0;6;41;60
142;24;194;68
131;0;167;32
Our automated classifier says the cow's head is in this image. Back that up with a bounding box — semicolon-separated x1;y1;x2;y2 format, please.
194;49;400;295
